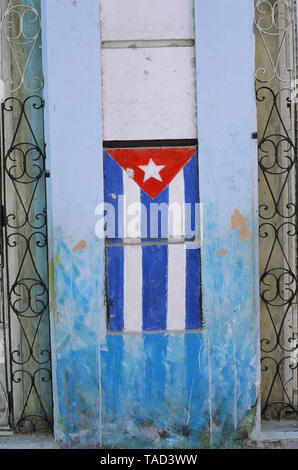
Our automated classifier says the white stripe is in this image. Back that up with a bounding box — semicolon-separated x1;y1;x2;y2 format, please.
167;244;186;331
167;173;186;330
123;244;143;332
123;170;141;239
123;171;143;332
168;170;185;238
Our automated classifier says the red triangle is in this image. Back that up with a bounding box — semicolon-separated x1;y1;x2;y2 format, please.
105;147;196;199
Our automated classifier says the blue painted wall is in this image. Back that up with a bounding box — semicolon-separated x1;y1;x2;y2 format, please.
42;0;259;448
41;0;105;446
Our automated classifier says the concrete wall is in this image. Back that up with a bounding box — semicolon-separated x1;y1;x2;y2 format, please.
100;0;197;140
42;0;259;448
41;0;105;446
100;0;195;42
194;0;259;445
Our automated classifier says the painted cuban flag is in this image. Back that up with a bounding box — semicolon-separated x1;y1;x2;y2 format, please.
102;145;201;333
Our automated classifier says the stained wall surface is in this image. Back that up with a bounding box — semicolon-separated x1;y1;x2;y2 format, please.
42;0;259;448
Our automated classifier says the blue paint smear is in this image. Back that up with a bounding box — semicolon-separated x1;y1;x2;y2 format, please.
52;229;105;445
53;206;258;449
100;335;124;419
144;334;167;407
142;245;168;331
57;345;101;443
106;245;124;332
54;231;102;346
101;332;212;448
185;333;209;431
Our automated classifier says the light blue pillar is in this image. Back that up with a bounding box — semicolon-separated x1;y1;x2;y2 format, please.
41;0;105;446
194;0;259;442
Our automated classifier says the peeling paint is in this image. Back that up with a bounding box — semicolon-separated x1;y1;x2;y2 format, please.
231;209;250;241
216;249;228;257
73;240;87;252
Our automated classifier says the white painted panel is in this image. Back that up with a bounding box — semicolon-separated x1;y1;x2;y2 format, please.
100;0;195;41
167;244;186;331
101;47;197;140
124;245;143;332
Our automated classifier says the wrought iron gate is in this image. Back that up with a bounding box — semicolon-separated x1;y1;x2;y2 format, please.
255;0;298;419
0;0;53;434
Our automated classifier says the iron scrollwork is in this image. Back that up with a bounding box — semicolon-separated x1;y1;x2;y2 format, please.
0;0;53;433
1;0;43;94
1;94;52;432
255;0;298;419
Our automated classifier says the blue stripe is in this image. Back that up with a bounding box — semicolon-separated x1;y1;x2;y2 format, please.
141;188;169;241
104;151;124;241
184;151;199;241
142;245;168;331
106;246;124;332
186;248;201;329
184;151;201;329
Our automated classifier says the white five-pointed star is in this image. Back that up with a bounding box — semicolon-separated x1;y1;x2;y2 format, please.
139;159;165;183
